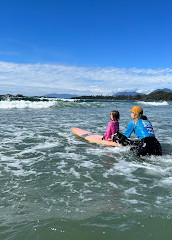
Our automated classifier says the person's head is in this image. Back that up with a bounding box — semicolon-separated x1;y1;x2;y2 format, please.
110;110;120;121
129;106;143;120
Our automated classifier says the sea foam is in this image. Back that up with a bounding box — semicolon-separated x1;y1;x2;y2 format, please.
137;101;169;106
0;100;56;109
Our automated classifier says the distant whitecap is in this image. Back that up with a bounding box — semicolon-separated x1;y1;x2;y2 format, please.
137;101;169;106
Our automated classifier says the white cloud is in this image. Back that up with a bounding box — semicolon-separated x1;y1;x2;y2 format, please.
0;61;171;96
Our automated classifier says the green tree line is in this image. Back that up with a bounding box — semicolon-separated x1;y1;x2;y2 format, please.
72;91;172;101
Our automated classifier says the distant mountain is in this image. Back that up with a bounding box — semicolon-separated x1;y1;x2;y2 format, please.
43;93;79;99
113;91;143;96
152;88;172;93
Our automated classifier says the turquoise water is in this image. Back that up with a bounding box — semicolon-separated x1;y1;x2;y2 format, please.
0;99;171;240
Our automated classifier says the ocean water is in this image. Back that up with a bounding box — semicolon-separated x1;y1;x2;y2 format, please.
0;99;171;240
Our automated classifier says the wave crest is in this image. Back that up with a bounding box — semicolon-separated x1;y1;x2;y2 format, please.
137;101;169;106
0;100;57;109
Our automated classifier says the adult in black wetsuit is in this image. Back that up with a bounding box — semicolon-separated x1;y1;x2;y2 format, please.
118;106;162;156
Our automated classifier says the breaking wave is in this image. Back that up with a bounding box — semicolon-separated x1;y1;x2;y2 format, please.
137;101;169;106
0;98;170;109
0;99;57;109
0;99;109;109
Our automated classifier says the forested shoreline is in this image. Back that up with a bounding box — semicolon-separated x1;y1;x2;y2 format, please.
72;91;172;101
0;90;172;101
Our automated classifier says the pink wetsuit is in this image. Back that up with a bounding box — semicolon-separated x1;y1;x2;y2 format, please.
104;121;119;140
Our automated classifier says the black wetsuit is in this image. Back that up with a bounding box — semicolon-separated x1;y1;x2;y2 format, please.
117;118;162;156
130;137;162;156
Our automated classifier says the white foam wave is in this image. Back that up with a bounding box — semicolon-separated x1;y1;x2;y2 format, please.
137;101;169;106
125;187;142;196
45;97;79;102
69;167;80;178
160;177;172;186
108;181;118;189
60;98;79;102
0;155;37;177
79;161;102;169
0;98;114;109
0;100;56;109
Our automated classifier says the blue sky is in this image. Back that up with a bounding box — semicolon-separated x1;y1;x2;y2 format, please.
0;0;172;96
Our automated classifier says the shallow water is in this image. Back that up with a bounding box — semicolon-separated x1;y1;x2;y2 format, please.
0;99;171;240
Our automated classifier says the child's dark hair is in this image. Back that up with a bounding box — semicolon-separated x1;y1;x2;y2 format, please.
110;110;120;121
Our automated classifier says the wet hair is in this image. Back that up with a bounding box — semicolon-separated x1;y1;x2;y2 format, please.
139;110;147;120
110;110;120;121
141;115;147;120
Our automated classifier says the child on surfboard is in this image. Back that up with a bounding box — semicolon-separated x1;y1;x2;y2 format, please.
117;106;162;156
103;110;120;141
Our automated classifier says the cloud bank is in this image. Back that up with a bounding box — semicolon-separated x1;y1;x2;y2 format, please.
0;61;171;96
